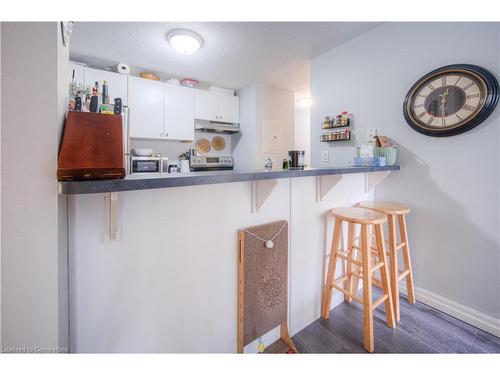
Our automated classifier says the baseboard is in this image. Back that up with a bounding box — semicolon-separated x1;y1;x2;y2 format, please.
401;286;500;338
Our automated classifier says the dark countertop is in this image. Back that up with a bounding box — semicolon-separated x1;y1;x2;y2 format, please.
58;165;400;195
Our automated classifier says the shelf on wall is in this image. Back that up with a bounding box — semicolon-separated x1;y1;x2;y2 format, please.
320;137;351;142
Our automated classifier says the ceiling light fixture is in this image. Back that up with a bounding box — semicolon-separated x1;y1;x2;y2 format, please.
166;29;203;54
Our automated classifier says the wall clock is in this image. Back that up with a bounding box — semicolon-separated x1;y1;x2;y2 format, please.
403;64;499;137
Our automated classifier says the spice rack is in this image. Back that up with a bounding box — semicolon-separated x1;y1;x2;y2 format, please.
320;112;352;142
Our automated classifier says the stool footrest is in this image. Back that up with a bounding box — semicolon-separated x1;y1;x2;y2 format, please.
398;269;410;281
331;282;363;304
384;240;406;251
336;251;362;267
371;261;384;273
372;295;389;310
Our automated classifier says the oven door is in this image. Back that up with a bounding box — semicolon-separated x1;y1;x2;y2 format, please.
131;158;160;174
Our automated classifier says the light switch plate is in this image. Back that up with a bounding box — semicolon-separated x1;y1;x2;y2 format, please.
366;128;378;142
322;150;329;162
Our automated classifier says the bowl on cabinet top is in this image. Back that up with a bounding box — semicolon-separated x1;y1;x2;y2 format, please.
133;148;155;156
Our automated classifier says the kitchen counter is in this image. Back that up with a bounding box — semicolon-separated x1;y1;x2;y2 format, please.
58;165;400;194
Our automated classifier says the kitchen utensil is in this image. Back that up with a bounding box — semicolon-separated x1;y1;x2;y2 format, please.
133;148;154;156
195;138;211;154
288;150;305;169
139;72;160;81
181;78;199;88
211;136;226;151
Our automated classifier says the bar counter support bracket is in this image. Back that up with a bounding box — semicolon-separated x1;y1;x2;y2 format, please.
104;192;121;241
251;179;278;213
364;171;391;193
316;175;343;201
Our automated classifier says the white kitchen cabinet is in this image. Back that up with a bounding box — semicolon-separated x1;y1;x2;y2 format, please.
194;89;240;123
217;94;240;123
195;89;219;122
128;76;164;139
84;67;128;105
164;84;194;141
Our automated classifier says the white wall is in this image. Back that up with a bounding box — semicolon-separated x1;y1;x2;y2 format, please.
311;23;500;324
1;23;69;351
69;174;373;352
234;83;295;170
294;98;311;167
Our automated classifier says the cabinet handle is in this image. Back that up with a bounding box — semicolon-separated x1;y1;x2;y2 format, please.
165;132;168;137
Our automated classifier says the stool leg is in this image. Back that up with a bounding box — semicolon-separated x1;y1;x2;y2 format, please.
398;214;416;304
374;224;396;329
361;224;374;353
344;222;356;302
387;214;400;322
322;218;342;319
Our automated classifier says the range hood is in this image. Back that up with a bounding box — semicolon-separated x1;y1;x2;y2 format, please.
194;120;240;134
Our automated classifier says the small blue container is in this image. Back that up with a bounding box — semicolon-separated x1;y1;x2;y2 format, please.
353;157;386;167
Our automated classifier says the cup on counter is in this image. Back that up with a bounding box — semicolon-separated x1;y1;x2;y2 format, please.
288;150;305;169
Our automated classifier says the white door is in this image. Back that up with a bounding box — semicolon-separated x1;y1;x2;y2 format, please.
128;76;164;139
164;84;194;141
217;94;240;123
84;67;128;105
194;89;218;122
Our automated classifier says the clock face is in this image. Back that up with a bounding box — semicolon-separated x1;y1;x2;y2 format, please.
404;65;499;137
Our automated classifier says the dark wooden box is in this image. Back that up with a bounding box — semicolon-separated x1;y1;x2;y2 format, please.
58;112;125;181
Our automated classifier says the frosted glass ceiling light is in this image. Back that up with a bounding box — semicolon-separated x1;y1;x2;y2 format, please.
167;29;203;54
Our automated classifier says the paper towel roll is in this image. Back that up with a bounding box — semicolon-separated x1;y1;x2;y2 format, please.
116;63;130;75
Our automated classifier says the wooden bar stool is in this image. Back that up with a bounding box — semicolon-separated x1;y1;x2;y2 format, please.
358;201;416;322
321;207;395;353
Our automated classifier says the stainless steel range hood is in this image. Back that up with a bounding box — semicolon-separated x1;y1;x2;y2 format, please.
194;120;240;134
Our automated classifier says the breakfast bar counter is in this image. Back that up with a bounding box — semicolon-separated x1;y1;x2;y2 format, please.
59;165;400;194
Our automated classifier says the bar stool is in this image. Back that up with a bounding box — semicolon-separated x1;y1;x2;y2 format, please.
358;201;416;322
321;207;395;353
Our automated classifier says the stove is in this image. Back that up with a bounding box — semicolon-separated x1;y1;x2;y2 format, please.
190;155;234;171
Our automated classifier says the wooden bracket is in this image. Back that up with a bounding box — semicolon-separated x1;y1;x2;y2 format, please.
251;179;278;213
365;171;391;193
316;174;343;201
104;192;121;241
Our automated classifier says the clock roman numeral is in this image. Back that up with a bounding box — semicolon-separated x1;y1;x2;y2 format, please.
414;104;424;109
441;76;447;85
463;104;475;111
417;94;426;98
455;76;462;85
442;117;446;126
463;82;475;90
427;83;435;90
417;112;426;118
467;93;480;99
427;117;434;125
456;114;463;122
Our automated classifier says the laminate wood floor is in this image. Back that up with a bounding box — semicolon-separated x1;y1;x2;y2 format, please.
266;291;500;354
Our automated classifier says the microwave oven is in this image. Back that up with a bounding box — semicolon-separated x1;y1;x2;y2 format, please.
130;156;168;175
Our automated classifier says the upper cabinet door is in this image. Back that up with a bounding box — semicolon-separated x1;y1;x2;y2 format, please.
164;84;195;141
217;94;240;124
128;76;164;139
194;89;218;122
84;67;128;105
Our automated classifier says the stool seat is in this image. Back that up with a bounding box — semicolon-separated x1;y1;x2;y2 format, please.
358;201;410;215
331;207;387;225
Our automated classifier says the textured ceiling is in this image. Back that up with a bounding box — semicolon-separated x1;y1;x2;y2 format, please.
70;22;381;96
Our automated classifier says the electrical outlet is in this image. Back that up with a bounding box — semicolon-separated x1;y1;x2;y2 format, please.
322;150;329;162
366;128;378;142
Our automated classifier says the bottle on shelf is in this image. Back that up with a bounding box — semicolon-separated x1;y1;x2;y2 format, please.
102;80;109;104
340;111;349;126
